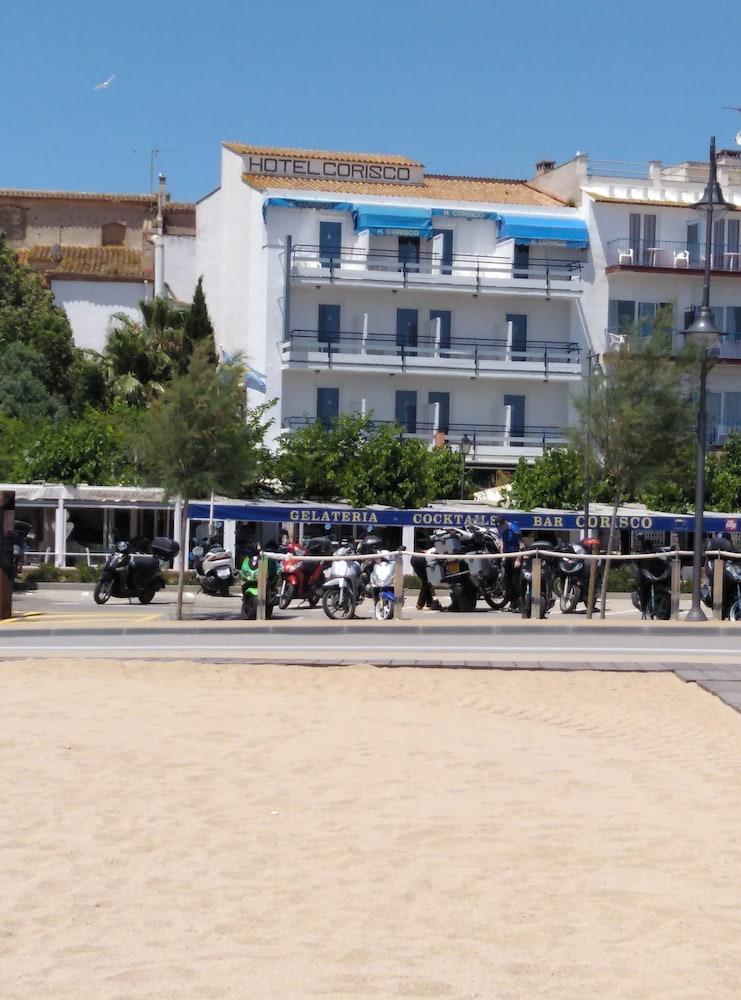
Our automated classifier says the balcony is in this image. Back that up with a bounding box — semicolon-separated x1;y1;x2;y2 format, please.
606;238;741;273
290;244;583;297
281;417;568;466
282;329;581;381
605;328;741;361
710;423;741;445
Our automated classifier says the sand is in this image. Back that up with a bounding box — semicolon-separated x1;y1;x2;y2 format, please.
1;660;740;1000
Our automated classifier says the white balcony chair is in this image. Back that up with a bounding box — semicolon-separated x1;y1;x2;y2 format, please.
617;248;634;265
673;250;690;268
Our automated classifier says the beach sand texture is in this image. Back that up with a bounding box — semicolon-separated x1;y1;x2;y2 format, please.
1;660;740;999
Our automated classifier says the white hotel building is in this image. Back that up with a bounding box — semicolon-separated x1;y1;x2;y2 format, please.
197;140;741;472
197;142;590;472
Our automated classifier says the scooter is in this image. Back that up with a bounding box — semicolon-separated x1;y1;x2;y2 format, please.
239;545;280;620
370;551;398;620
321;544;363;620
553;538;601;613
94;537;179;605
278;536;332;609
425;526;505;612
191;526;236;596
631;546;672;619
520;541;556;618
703;551;741;620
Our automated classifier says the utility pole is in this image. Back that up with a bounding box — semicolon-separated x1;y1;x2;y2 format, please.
0;491;16;620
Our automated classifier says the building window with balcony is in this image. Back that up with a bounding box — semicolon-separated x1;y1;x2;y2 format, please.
395;390;417;434
319;221;341;267
429;310;451;355
316;387;339;428
398;236;420;273
102;222;126;246
707;391;741;443
608;300;673;335
506;313;528;359
428;391;450;434
431;228;453;275
503;394;525;445
513;243;529;278
629;212;656;265
686;223;700;267
396;309;418;351
317;304;341;345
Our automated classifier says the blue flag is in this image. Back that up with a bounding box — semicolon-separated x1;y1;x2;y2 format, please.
244;367;267;393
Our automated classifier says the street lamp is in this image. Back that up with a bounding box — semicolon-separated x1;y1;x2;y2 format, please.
582;352;603;538
685;136;726;622
459;434;473;500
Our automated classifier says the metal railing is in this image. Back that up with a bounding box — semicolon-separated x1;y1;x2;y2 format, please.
291;244;583;288
282;329;581;372
607;238;741;271
586;158;651;180
281;416;568;450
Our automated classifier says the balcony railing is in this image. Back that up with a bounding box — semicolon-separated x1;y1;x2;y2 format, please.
606;238;741;271
709;423;741;445
290;244;583;291
282;329;580;375
605;328;741;359
282;416;568;452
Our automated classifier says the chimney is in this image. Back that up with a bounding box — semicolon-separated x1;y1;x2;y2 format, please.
156;172;167;232
535;159;556;176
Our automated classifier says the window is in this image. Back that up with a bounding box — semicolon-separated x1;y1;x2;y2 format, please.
687;223;700;267
319;221;341;267
317;304;340;345
629;213;657;264
395;390;417;433
726;307;741;339
102;222;126;246
513;243;529;278
713;219;726;269
396;308;418;350
316;388;339;428
398;236;420;272
428;391;450;434
431;228;453;274
608;300;673;335
504;394;525;442
506;313;527;358
430;310;451;353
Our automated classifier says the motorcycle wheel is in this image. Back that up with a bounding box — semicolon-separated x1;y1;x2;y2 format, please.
279;581;295;611
559;582;579;614
241;594;257;620
375;597;394;621
138;586;156;605
450;579;477;612
552;575;563;597
481;581;507;610
93;580;112;605
322;588;355;620
655;592;671;620
729;600;741;621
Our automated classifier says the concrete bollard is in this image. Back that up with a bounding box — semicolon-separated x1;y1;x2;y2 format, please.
394;554;404;620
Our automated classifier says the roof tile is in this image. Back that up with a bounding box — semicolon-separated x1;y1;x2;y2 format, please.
17;245;148;281
225;141;420;166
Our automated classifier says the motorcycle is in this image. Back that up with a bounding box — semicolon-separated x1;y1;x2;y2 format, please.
520;541;556;619
425;526;505;612
191;526;236;596
703;550;741;620
94;536;179;605
321;543;364;620
278;536;333;610
553;538;601;614
239;545;280;620
369;551;398;620
631;546;672;620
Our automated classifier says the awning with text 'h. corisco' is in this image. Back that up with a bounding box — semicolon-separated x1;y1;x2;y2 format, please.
496;213;589;248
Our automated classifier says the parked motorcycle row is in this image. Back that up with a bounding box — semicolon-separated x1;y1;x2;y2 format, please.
79;525;741;622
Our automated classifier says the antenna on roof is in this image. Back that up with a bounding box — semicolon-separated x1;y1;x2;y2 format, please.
133;145;176;198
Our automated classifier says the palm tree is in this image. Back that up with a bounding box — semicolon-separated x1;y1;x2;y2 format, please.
105;313;173;406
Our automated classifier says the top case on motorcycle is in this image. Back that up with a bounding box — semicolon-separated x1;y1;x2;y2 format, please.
151;537;180;561
305;536;333;556
129;554;162;583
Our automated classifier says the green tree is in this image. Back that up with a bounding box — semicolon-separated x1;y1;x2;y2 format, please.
709;432;741;511
573;326;696;616
275;414;371;502
183;277;217;367
104;313;173;406
509;447;612;510
139;342;274;618
0;342;63;420
139;296;189;373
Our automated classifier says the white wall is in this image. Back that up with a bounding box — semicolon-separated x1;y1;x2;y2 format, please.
162;235;196;303
51;280;148;352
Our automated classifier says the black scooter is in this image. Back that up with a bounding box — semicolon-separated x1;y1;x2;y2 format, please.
94;537;179;605
631;545;672;620
520;541;556;618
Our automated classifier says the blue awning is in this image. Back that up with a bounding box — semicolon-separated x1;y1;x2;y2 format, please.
431;208;499;220
353;205;433;237
262;197;353;219
497;214;589;248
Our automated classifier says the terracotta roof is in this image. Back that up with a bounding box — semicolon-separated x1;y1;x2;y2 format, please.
17;245;149;281
242;172;564;206
225;141;420;167
0;189;195;210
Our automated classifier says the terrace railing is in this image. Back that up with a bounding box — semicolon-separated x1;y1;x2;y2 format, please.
607;238;741;271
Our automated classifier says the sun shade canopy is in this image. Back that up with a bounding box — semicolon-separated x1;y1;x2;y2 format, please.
496;213;589;247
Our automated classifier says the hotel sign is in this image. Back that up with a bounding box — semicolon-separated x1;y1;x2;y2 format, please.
243;154;423;185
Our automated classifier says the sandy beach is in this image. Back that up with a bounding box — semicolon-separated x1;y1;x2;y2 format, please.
1;660;740;999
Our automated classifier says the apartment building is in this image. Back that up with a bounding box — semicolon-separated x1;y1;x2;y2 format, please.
0;181;196;352
532;148;741;444
197;142;590;470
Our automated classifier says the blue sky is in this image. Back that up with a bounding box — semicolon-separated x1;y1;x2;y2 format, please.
2;0;740;202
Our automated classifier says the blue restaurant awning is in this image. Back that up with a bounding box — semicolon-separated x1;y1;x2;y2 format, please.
497;214;589;248
353;205;433;237
262;197;353;219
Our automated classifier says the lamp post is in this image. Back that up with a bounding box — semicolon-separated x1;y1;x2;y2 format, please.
459;434;473;500
582;352;603;538
685;136;725;622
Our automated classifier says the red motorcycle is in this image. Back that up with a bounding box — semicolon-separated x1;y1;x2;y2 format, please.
278;537;333;609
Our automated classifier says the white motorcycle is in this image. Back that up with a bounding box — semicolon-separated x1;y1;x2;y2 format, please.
370;551;398;620
191;527;236;596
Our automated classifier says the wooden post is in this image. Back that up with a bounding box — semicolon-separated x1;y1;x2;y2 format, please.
0;491;15;621
531;554;542;619
394;554;404;620
670;551;681;620
712;555;725;620
585;558;598;620
257;554;268;621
